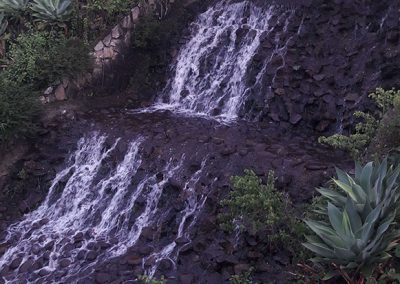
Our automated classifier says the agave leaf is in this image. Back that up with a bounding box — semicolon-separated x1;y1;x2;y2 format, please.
336;167;351;184
334;246;357;260
333;178;358;202
355;162;363;179
305;220;347;248
359;162;373;192
344;199;362;236
352;183;368;205
342;208;355;238
302;242;336;259
316;187;346;205
328;202;345;236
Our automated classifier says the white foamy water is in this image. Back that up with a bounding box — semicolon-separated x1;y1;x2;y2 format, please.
0;133;209;283
154;1;280;121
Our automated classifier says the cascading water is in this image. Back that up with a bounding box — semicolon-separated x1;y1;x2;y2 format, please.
0;133;210;283
153;0;294;121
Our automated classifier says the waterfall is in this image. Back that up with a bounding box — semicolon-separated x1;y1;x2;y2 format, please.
0;133;210;283
151;0;293;121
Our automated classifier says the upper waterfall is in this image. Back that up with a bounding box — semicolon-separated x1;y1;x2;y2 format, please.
154;0;293;121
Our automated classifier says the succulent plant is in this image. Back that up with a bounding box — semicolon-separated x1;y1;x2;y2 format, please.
0;0;29;14
304;159;400;279
30;0;72;22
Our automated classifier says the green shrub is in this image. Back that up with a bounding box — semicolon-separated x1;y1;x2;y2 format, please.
369;88;400;114
319;88;400;160
4;31;91;89
219;170;307;256
219;170;284;234
319;111;377;160
303;159;400;282
0;78;40;141
137;275;166;284
87;0;132;18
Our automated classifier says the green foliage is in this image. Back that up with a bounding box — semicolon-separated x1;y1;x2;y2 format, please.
369;88;400;114
319;88;400;160
229;267;254;284
137;275;166;284
220;170;284;234
303;159;400;281
0;78;40;141
4;31;91;89
87;0;132;18
133;15;163;49
30;0;73;22
319;111;377;160
219;170;308;258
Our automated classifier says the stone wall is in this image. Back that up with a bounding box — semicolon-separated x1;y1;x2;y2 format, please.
40;4;149;103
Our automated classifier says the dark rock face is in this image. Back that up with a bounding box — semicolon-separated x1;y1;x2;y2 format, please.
243;0;400;132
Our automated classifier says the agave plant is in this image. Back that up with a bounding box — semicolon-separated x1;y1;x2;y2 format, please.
30;0;72;22
304;159;400;281
0;0;29;14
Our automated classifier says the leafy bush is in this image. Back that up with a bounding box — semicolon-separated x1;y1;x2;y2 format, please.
219;170;307;255
369;88;400;114
220;170;284;233
137;275;166;284
320;88;400;160
4;31;91;89
0;78;40;141
303;159;400;282
319;112;377;160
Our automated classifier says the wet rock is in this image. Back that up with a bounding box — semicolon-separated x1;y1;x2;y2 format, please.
86;251;98;261
9;257;22;270
126;254;142;265
159;258;173;271
73;232;84;243
138;245;153;255
38;268;51;276
289;113;302;125
95;272;112;283
175;236;190;244
18;259;34;273
221;146;236;156
59;258;71;268
179;274;194;284
77;250;86;260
